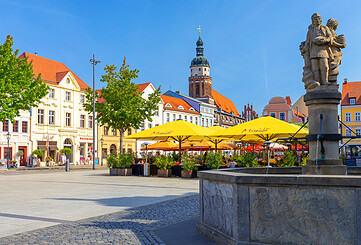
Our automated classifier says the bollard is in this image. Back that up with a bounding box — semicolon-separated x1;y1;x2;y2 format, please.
65;159;70;172
143;163;149;177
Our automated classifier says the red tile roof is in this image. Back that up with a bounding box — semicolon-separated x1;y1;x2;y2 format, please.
137;82;151;93
342;81;361;105
19;52;90;90
160;95;199;114
211;89;240;116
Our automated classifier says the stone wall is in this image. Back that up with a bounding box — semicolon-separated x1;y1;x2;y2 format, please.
197;169;361;245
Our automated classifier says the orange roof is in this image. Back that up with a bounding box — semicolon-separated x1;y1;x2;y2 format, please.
292;109;305;118
137;82;151;93
160;95;199;114
211;89;240;116
19;52;90;90
342;81;361;105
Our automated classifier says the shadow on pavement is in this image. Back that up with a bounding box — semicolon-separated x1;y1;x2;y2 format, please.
47;192;197;207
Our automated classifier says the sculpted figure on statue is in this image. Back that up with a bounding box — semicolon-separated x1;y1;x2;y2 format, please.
300;13;345;91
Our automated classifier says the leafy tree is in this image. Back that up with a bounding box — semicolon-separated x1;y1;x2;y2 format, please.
31;149;44;157
0;35;49;123
60;148;73;155
84;57;161;153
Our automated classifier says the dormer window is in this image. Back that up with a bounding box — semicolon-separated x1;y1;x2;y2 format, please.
189;108;195;112
66;78;70;84
350;98;356;104
178;105;184;110
165;103;172;108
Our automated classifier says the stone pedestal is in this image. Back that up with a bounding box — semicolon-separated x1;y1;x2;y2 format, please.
303;85;346;175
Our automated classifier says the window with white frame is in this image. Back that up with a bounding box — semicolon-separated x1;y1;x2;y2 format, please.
49;111;55;125
190;116;193;124
202;118;204;126
206;118;209;127
80;115;85;128
270;113;276;118
184;116;187;121
195;117;198;125
65;91;71;101
178;105;184;110
48;88;55;98
148;123;152;129
140;123;145;131
345;112;351;122
155;109;159;116
346;128;352;136
38;109;44;124
356;112;361;121
356;128;361;136
65;113;71;126
350;98;356;104
178;115;182;120
112;129;117;136
280;112;285;121
173;114;176;121
166;113;170;123
80;94;85;104
88;116;93;128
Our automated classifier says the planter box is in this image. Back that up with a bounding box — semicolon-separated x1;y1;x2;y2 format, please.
109;168;132;176
157;169;172;177
181;170;197;178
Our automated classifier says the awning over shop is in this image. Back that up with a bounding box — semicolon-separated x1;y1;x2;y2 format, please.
49;145;59;150
38;145;48;151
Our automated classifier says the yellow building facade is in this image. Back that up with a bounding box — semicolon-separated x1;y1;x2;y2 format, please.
341;80;361;158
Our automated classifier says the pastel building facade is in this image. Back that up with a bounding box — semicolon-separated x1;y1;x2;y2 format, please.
163;90;216;127
0;111;31;166
341;80;361;158
20;52;94;165
262;96;305;123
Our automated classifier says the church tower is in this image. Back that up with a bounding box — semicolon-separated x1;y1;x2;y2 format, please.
189;36;212;100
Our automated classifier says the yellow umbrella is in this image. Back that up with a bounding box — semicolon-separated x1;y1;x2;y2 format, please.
140;141;178;151
210;116;308;142
205;125;236;151
124;120;210;158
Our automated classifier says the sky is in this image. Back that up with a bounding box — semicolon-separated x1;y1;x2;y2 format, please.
1;0;361;115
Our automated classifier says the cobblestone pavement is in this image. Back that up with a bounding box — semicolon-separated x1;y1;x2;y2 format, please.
0;195;199;244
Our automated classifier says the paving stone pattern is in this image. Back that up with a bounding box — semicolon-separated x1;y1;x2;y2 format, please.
0;195;199;244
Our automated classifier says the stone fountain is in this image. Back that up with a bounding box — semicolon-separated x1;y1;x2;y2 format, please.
197;14;361;245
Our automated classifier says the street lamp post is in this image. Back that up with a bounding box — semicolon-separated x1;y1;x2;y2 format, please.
90;54;101;170
100;137;104;166
6;131;10;168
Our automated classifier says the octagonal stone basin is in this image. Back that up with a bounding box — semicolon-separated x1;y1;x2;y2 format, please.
197;167;361;245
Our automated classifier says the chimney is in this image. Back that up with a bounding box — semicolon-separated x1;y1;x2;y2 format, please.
285;96;292;105
175;91;180;94
344;78;348;84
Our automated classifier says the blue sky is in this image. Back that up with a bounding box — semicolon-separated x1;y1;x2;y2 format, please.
1;0;361;115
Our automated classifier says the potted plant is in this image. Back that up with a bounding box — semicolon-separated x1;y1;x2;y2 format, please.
233;153;258;168
108;153;132;176
205;152;222;169
31;149;44;167
280;151;297;167
155;155;174;177
181;153;198;178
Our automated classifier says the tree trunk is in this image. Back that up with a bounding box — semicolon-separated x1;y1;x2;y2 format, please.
119;129;124;154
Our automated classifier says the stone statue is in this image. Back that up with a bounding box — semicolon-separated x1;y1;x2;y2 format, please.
300;13;345;91
326;18;346;83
